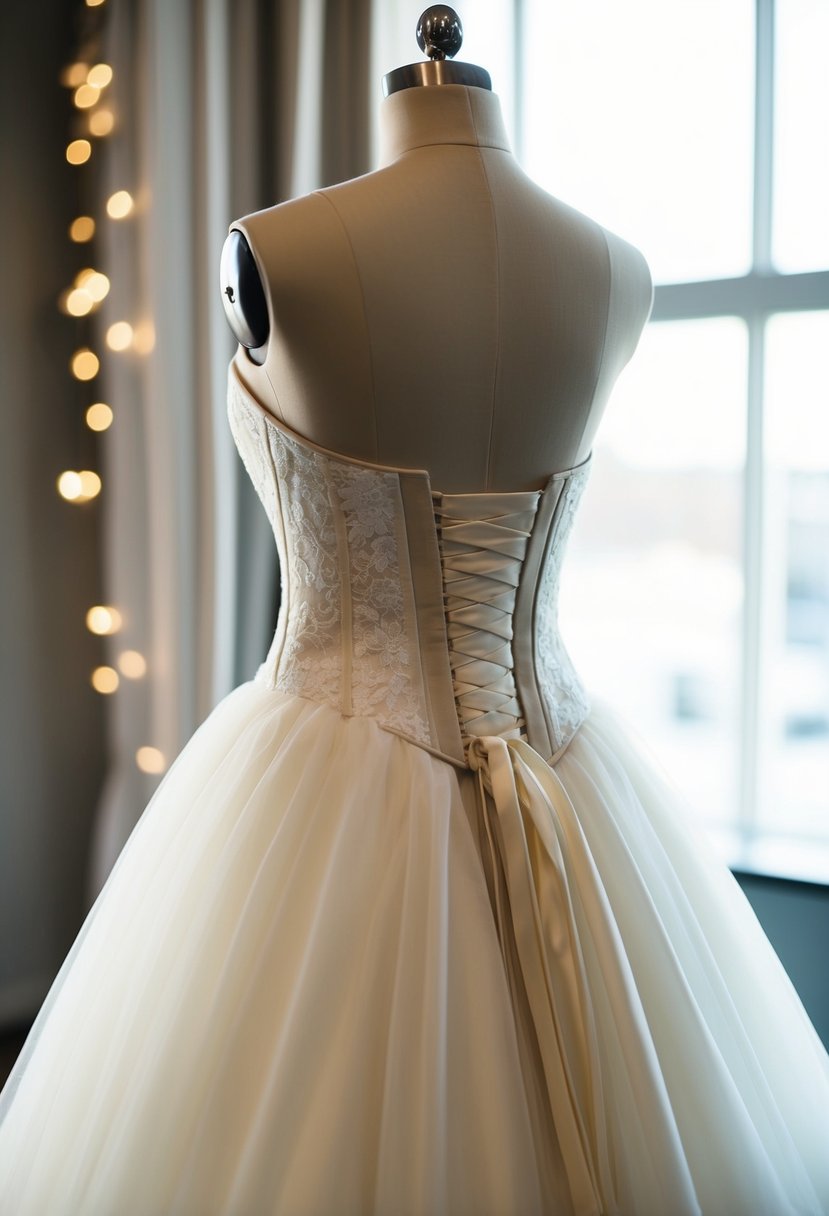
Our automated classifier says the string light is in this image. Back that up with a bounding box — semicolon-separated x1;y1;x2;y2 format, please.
76;269;110;302
66;288;94;317
91;666;119;694
106;321;133;351
71;348;100;380
66;139;92;165
118;650;147;679
132;320;155;354
57;471;83;501
87;63;113;88
86;402;113;431
89;109;115;137
136;747;165;774
73;83;99;109
86;605;123;635
60;62;89;88
106;190;134;219
78;470;102;498
69;216;95;242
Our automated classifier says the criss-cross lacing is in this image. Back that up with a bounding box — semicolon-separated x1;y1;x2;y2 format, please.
434;490;541;743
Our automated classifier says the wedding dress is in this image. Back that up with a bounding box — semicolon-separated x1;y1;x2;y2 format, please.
0;356;828;1215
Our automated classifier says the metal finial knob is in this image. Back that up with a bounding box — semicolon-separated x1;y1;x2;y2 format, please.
416;6;463;62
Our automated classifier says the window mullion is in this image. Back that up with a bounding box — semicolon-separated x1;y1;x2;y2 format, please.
740;315;766;840
753;0;775;271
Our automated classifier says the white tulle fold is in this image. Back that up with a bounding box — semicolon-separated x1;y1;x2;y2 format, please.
1;683;828;1215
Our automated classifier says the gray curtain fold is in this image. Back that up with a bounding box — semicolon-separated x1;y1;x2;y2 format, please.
89;0;372;892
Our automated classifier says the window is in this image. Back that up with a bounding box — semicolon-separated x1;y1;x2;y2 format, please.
518;0;829;878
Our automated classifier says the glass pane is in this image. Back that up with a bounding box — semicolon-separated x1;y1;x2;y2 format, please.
521;0;754;284
773;0;829;272
760;312;829;843
560;318;747;829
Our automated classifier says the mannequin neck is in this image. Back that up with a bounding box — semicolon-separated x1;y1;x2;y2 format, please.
379;85;511;167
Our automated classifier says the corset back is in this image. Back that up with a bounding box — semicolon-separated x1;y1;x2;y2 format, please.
228;366;590;766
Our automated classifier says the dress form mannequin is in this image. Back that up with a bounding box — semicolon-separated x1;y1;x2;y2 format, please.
222;9;653;492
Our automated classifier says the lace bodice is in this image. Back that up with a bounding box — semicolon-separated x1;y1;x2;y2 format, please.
227;366;590;767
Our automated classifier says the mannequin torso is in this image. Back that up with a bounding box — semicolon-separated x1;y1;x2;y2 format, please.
226;84;652;492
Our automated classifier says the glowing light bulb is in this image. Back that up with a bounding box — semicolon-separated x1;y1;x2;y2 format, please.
66;288;94;317
71;349;99;381
60;62;89;88
91;666;119;694
85;0;107;7
57;471;83;500
78;470;102;499
66;139;91;165
74;83;99;109
86;605;122;634
106;322;133;352
83;271;110;302
89;109;115;137
132;320;155;354
106;190;134;219
87;63;113;88
118;650;147;679
69;216;95;242
86;402;113;431
86;605;123;635
136;746;165;774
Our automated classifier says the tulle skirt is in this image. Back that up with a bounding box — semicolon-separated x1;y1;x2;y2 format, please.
0;678;827;1215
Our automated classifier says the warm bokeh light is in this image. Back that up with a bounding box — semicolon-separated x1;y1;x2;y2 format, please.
86;605;123;635
66;139;91;165
79;470;102;499
106;321;133;352
132;320;156;355
80;270;110;302
91;666;119;694
71;348;100;380
136;746;166;774
69;215;95;242
66;288;94;317
60;62;89;88
118;650;147;679
89;109;115;137
86;402;113;431
73;83;99;109
85;0;107;7
57;471;83;501
87;63;113;88
106;190;134;219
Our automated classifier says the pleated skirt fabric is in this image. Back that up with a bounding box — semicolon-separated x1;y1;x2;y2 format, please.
0;679;827;1215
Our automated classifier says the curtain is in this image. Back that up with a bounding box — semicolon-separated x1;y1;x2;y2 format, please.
89;0;373;892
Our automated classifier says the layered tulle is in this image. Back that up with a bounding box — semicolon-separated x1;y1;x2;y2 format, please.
1;681;828;1215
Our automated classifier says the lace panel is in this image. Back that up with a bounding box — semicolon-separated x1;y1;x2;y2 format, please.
535;467;591;751
267;427;343;709
329;462;431;746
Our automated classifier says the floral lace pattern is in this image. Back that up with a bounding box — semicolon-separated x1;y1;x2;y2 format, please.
535;466;591;752
227;379;430;745
228;374;591;760
329;462;430;745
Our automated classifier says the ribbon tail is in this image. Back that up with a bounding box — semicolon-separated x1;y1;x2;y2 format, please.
469;735;607;1215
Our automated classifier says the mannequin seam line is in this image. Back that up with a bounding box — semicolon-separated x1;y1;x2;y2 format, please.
580;226;614;458
476;150;501;494
313;188;380;462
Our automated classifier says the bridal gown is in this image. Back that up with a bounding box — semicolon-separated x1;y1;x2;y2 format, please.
1;357;829;1215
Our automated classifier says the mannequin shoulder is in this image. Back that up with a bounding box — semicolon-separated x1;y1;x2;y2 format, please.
600;226;654;326
220;193;355;352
